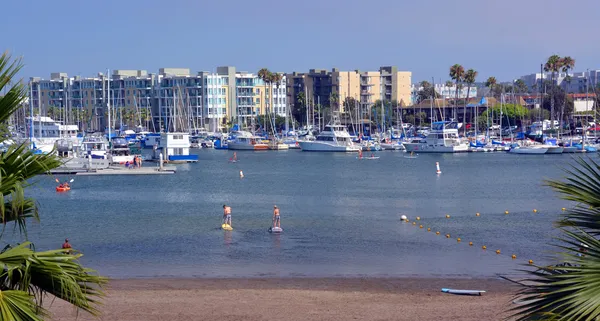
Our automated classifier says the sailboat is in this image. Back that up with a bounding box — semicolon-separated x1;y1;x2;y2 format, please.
153;86;198;162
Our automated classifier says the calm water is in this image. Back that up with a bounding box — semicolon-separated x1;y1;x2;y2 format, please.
12;150;586;278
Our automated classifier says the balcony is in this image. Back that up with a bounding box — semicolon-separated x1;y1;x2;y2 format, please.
361;91;373;96
360;82;373;86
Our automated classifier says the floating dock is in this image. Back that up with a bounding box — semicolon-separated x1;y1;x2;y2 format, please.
50;166;176;175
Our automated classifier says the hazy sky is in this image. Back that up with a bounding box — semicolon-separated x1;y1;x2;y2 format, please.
2;0;598;83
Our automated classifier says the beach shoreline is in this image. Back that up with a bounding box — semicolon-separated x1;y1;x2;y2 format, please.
48;277;521;321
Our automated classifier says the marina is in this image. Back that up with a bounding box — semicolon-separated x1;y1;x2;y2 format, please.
27;149;573;279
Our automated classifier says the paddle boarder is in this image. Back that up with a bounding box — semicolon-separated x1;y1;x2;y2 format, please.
358;149;363;159
233;152;237;161
223;204;232;226
62;238;72;254
272;205;280;228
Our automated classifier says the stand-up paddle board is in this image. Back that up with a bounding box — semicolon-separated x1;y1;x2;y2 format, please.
268;227;283;233
404;155;418;159
221;224;233;231
441;288;485;296
356;156;380;160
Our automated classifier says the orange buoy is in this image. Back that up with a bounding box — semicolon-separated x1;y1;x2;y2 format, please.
511;254;517;259
445;214;450;219
496;249;501;255
416;216;421;221
457;238;461;243
482;245;487;250
412;222;416;226
476;213;480;217
528;259;534;265
468;242;473;246
427;228;431;232
435;231;440;235
445;234;450;238
419;225;423;229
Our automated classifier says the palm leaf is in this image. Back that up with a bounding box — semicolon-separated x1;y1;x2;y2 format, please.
0;242;107;316
511;157;600;320
0;289;46;321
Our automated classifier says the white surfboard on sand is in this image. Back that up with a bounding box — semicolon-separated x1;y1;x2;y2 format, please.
441;288;485;295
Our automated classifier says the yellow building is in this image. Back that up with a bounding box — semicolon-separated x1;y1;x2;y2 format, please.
286;66;412;117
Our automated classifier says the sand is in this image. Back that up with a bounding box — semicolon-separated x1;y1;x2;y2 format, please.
47;278;520;321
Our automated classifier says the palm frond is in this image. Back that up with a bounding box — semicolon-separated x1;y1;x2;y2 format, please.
0;289;46;321
545;157;600;232
0;51;26;124
0;242;107;316
0;143;62;237
512;157;600;320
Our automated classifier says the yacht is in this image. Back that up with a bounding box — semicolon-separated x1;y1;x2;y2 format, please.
403;121;469;153
27;116;79;153
298;115;360;152
228;131;269;150
108;137;135;164
80;135;108;159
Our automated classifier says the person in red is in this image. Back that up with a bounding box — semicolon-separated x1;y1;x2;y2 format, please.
62;238;72;254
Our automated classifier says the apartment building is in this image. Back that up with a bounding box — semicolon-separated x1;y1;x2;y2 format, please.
28;66;288;132
286;66;412;117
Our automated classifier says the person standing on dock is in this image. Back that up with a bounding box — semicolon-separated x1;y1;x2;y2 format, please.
62;238;72;254
272;205;280;228
223;204;232;226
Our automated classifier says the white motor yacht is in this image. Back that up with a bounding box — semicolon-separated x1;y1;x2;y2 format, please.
403;121;469;153
299;114;360;152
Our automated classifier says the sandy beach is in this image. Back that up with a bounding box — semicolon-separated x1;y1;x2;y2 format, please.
47;277;520;321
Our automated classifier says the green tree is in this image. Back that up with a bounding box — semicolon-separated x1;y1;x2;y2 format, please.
478;103;529;128
294;91;306;124
0;52;106;320
417;81;440;103
544;54;563;128
485;76;497;98
512;158;600;320
560;56;576;126
514;79;528;94
463;69;477;130
449;64;465;118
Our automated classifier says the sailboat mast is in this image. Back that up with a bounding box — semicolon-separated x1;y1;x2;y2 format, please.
37;82;41;139
107;70;111;143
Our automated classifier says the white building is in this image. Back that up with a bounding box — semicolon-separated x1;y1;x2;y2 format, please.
411;83;477;100
517;70;600;93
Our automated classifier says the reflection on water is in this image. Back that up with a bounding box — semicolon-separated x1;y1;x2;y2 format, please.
24;150;575;278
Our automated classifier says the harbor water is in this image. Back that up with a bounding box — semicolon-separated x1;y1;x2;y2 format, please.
18;150;581;278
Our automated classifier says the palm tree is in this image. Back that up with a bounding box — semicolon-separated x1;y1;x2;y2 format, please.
257;68;272;131
0;52;106;320
485;76;497;97
463;69;478;132
512;157;600;320
514;79;528;94
560;56;576;127
449;64;465;120
544;54;563;129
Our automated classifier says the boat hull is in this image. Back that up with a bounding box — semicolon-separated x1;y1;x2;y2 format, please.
509;147;548;154
299;141;360;152
228;142;269;150
545;147;564;154
403;143;469;153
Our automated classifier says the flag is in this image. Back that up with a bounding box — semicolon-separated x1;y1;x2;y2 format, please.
479;97;487;105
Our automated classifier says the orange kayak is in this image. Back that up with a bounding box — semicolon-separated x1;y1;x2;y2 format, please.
56;186;70;192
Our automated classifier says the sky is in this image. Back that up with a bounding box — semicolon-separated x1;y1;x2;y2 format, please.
2;0;599;83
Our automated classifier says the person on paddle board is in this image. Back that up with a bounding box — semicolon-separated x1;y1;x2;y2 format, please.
223;204;232;226
272;205;280;228
358;149;363;159
62;238;72;254
233;152;237;161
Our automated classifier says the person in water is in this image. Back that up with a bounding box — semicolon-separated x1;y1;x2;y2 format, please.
63;182;70;188
223;204;232;226
62;238;72;254
273;205;281;228
358;149;363;159
233;152;237;161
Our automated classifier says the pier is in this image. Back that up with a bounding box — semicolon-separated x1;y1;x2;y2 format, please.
50;166;176;175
